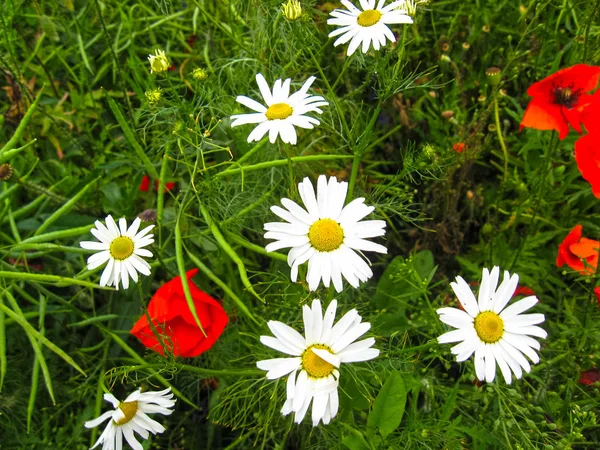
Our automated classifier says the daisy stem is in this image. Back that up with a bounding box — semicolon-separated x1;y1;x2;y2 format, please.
309;50;351;138
220;139;268;174
157;142;170;225
214;155;353;177
493;92;509;183
348;105;381;197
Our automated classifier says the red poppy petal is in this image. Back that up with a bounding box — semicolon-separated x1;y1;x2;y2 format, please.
520;100;570;139
594;287;600;307
527;64;600;98
574;133;600;198
582;93;600;132
556;225;584;269
570;238;600;259
139;175;151;192
579;368;600;385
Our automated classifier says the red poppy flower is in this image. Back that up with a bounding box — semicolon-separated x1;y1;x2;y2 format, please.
594;287;600;307
453;142;466;153
556;225;600;275
520;64;600;139
574;131;600;198
139;175;175;193
581;92;600;133
514;286;535;297
131;269;228;357
578;368;600;386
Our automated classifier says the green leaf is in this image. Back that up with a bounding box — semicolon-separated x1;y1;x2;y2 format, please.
367;370;407;439
341;425;371;450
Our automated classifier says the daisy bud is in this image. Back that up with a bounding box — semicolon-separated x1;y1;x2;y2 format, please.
148;49;170;74
281;0;302;20
0;163;13;181
145;87;162;104
486;67;502;87
191;67;208;81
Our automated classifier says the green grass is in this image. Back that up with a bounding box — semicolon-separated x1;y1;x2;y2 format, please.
0;0;599;449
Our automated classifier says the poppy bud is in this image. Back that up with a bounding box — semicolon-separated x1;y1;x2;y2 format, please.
0;163;13;181
486;67;502;87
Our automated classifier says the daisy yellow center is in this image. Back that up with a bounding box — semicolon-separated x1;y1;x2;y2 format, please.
265;103;293;120
357;9;382;27
114;401;138;426
474;311;504;343
308;219;344;252
302;344;335;378
109;236;134;261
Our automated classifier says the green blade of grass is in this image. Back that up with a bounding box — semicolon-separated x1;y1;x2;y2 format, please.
199;202;264;303
17;224;95;245
0;301;86;376
34;176;101;236
0;271;109;289
175;215;206;336
105;94;159;180
0;295;5;391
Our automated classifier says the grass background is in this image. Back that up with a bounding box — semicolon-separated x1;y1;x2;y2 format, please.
0;0;599;448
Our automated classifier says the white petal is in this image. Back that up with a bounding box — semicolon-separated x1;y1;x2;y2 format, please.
84;410;114;429
450;277;479;317
491;271;519;313
260;336;302;356
268;321;307;352
338;347;379;363
255;73;273;105
474;345;486;381
260;357;302;380
331;322;370;353
320;300;338;343
499;296;538;318
437;328;471;344
236;95;267;113
122;425;143;450
312;348;341;368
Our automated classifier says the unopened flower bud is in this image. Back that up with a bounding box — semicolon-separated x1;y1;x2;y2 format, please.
0;163;13;181
281;0;302;20
145;87;162;104
148;49;170;74
192;67;208;81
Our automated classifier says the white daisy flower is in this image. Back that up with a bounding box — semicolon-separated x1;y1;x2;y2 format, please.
264;175;387;292
84;387;176;450
257;299;379;426
230;73;328;145
327;0;413;57
80;215;154;290
437;267;547;384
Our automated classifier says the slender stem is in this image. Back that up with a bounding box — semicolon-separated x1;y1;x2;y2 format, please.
215;155;352;178
494;93;509;183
